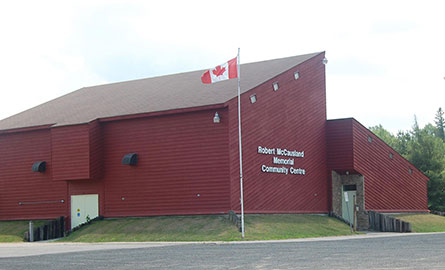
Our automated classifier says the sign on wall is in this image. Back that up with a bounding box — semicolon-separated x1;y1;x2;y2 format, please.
258;146;306;175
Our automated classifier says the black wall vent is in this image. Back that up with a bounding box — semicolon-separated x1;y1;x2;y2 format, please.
32;161;46;172
122;153;138;166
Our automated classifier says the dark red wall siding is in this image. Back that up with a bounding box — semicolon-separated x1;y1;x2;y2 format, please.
0;130;67;220
351;120;428;211
228;53;329;213
52;125;91;181
327;118;428;212
51;122;102;181
88;120;103;180
101;108;230;217
326;119;354;172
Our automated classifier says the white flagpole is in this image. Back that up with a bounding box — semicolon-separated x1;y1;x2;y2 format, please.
237;47;245;238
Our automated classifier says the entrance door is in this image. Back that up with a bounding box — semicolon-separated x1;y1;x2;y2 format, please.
342;185;356;224
71;194;99;229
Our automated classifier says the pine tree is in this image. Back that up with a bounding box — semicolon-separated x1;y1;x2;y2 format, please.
434;107;445;140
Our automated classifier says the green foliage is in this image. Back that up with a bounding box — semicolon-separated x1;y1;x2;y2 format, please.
394;130;412;157
369;124;412;157
434;107;445;140
369;124;398;148
372;113;445;211
408;123;445;210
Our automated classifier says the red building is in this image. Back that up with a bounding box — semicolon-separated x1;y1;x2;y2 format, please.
0;52;428;230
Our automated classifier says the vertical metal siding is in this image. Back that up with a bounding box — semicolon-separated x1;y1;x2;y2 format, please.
102;109;230;217
229;53;329;213
0;130;67;220
352;120;428;211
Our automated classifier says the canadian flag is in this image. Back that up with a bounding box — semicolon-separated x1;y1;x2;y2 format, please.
201;57;238;84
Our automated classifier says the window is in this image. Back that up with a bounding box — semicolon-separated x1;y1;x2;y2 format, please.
343;185;357;191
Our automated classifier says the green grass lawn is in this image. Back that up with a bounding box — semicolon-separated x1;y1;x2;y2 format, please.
3;214;444;243
0;220;47;242
61;214;357;242
243;214;356;240
391;214;445;232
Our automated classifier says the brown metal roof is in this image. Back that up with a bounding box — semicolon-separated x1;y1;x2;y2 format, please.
0;52;322;130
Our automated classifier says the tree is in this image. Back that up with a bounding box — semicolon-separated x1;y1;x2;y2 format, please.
407;123;445;211
369;124;398;149
369;124;411;157
372;115;445;211
394;130;411;157
434;107;445;140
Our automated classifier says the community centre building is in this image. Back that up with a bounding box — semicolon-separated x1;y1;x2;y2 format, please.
0;52;429;230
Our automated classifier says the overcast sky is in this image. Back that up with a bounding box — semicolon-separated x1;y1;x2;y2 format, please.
1;0;444;133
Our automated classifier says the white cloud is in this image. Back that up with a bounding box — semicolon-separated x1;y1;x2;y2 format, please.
0;0;444;134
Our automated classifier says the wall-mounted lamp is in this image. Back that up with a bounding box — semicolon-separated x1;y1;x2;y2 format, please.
345;171;350;175
322;57;328;65
294;71;300;80
273;82;279;91
250;94;257;104
213;112;220;123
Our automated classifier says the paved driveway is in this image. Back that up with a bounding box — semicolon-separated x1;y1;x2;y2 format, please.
1;233;444;269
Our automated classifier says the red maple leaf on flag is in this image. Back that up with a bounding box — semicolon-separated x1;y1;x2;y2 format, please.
212;65;226;77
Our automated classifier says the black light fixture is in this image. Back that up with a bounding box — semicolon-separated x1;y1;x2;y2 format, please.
32;161;46;172
122;153;138;166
